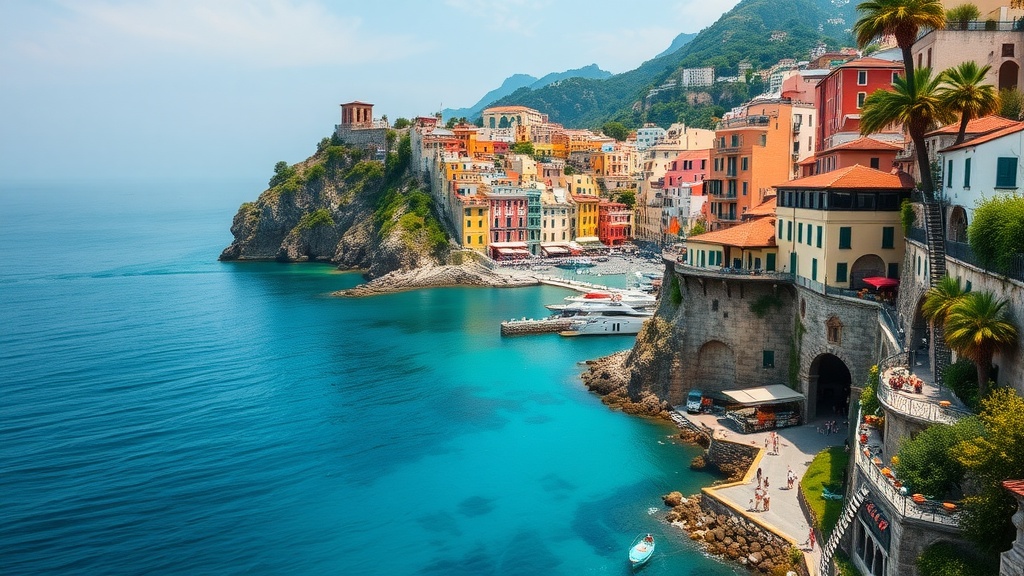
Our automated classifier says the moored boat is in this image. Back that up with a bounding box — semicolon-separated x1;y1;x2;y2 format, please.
628;533;655;567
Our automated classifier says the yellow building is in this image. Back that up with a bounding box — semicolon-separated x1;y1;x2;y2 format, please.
573;193;601;240
460;197;490;253
684;215;778;271
482;106;547;130
774;165;912;289
561;173;597;196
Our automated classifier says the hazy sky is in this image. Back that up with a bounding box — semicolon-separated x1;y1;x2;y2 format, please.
1;0;740;181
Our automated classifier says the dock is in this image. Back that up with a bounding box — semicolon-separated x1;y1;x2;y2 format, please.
500;317;573;336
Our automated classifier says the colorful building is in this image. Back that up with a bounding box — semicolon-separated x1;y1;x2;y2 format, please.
806;136;904;177
597;200;632;246
774;165;913;290
683;214;778;272
573;193;601;241
459;197;490;253
815;57;904;153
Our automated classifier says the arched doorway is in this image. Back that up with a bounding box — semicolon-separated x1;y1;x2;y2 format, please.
948;206;968;243
851;254;886;289
696;340;736;392
999;60;1019;91
808;353;852;419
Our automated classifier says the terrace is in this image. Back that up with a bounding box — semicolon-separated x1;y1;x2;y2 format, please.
876;352;971;426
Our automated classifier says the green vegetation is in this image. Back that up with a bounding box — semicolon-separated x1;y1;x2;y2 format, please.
510;141;535;155
938;61;1000;144
385;133;412;180
859;365;880;416
616;190;636;208
788;319;805;388
956;389;1024;553
896;416;980;497
305;163;326;182
296;208;334;231
945;3;981;30
968;195;1024;275
943;359;980;410
374;187;448;257
917;541;995;576
800;446;849;537
392;117;411;129
601;121;629;141
999;87;1024;120
854;0;945;81
945;291;1019;392
833;550;859;576
668;273;682;307
749;293;783;318
269;160;297;188
900;199;915;234
687;220;707;237
563;164;576;176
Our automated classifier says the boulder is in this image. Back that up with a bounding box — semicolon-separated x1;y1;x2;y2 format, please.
663;491;683;507
748;552;763;565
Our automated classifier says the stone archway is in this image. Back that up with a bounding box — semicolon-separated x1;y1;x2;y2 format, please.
948;205;968;243
999;60;1019;91
695;340;736;393
808;353;852;420
851;254;886;289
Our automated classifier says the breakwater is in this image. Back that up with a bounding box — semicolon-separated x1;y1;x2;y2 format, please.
500;317;573;336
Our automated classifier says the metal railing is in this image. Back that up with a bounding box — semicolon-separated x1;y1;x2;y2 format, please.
794;274;824;293
946;240;1024;282
907;226;927;244
673;263;794;281
879;304;905;350
942;19;1022;31
875;353;972;425
855;440;962;527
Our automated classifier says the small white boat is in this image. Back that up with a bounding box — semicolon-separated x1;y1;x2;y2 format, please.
628;533;655;567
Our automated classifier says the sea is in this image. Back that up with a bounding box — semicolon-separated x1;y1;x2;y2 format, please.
0;179;743;576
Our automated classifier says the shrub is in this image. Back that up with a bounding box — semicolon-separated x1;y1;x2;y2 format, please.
668;274;682;307
945;4;980;30
296;209;334;230
943;359;980;410
900;199;915;234
917;541;994;576
968;195;1024;275
750;293;783;318
269;161;296;188
860;365;880;416
895;417;981;497
305;163;326;182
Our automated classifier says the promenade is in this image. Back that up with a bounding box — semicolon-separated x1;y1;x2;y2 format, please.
678;411;847;573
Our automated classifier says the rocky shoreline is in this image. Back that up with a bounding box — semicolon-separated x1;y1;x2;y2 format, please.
579;350;673;418
333;263;538;297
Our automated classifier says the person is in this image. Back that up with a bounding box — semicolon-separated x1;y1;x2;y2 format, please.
756;467;762;486
763;493;770;511
644;534;653;543
754;488;763;511
773;435;779;455
764;476;769;489
808;528;816;550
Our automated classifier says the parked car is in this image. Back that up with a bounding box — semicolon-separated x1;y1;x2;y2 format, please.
686;389;703;414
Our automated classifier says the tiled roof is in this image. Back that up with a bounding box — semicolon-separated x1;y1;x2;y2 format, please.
687;217;776;249
1003;479;1024;497
797;155;817;166
775;164;914;190
825;136;904;153
927;115;1019;137
483;105;537;113
745;196;777;218
941;121;1024;152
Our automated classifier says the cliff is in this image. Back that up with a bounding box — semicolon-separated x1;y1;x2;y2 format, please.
219;134;450;279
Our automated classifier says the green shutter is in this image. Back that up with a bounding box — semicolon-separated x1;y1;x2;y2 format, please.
812;258;818;281
836;263;848;283
798;223;803;243
996;157;1018;188
882;227;894;249
964;158;971;187
839;227;851;249
816;226;822;248
766;253;776;271
947;159;953;188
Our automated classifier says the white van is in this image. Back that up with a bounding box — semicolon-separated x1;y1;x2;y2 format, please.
685;389;703;414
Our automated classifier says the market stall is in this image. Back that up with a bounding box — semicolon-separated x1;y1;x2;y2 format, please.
721;385;805;433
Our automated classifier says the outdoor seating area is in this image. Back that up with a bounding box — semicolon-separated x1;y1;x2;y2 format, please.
884;367;923;393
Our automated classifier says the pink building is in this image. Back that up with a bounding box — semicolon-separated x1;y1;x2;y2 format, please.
598;201;632;246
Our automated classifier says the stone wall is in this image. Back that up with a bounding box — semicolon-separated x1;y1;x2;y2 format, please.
334;126;388;151
706;436;760;481
899;241;1024;393
698;490;809;575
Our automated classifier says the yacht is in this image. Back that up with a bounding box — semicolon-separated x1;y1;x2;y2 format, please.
549;301;652;336
554;290;657;310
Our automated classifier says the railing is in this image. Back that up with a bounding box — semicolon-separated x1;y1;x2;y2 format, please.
879;304;905;350
794;274;824;293
718;115;772;129
855;440;962;527
907;226;927;245
942;19;1022;31
875;353;972;425
673;263;794;281
946;240;1024;282
820;484;870;576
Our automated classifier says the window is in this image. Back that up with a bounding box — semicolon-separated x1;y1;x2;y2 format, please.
731;134;740;147
857;70;867;85
892;72;899;83
857;92;866;108
826;316;843;345
964;158;971;188
817;226;823;248
778;219;784;239
870;157;880;169
787;221;792;241
839;227;851;249
882;226;894;249
836;262;848;283
1004;44;1015;57
798;222;803;243
741;157;748;171
766;253;776;271
996;157;1018;188
763;350;775;369
742;182;748;196
947;159;953;188
888;263;899;278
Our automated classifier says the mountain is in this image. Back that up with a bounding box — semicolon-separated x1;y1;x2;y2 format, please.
654;32;699;59
441;64;612;121
484;0;860;129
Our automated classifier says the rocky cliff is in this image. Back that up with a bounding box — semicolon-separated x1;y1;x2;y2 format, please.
219;134;450;279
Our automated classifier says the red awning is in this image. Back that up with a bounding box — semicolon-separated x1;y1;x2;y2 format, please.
863;277;900;289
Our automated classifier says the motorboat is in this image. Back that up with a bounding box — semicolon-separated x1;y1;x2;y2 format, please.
546;300;653;319
558;290;657;309
555;257;595;269
628;533;655;567
555;301;652;336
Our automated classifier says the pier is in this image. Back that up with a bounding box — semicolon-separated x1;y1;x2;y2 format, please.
500;317;573;336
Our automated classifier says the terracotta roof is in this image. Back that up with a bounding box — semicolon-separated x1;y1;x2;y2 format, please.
825;136;904;153
775;164;914;190
838;57;903;70
745;196;777;218
941;121;1024;152
1003;479;1024;497
483;105;538;113
687;217;776;249
797;155;817;166
340;101;373;106
927;115;1019;137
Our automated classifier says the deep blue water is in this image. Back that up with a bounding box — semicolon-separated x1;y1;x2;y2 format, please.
0;180;741;575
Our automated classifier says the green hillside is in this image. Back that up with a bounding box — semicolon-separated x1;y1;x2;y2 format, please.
485;0;859;130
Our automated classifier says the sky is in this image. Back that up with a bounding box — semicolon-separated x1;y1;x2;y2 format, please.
0;0;740;181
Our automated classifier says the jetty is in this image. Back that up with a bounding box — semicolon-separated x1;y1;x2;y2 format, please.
500;317;573;336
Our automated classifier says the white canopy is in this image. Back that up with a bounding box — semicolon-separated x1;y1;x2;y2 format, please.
721;385;804;406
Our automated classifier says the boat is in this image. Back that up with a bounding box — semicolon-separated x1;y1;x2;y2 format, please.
628;533;655;567
555;257;595;269
559;290;657;309
555;302;652;336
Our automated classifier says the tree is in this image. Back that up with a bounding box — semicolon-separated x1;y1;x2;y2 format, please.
968;195;1024;274
617;190;636;208
511;141;535;156
896;416;981;497
998;87;1024;120
860;68;954;195
601;121;630;141
688;220;707;237
853;0;946;82
922;275;967;328
938;61;999;144
945;4;980;30
269;161;296;188
944;291;1018;392
392;117;412;129
955;387;1024;553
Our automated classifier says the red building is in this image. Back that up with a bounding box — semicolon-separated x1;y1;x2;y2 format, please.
804;136;904;177
815;57;904;153
597;201;632;246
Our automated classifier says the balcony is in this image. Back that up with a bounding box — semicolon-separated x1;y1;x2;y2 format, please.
671;262;794;282
717;115;772;129
875;353;971;425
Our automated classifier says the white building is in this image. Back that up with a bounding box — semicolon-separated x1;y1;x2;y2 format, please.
682;67;715;87
635;124;668;151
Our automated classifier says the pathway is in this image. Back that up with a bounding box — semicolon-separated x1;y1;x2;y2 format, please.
679;411;847;574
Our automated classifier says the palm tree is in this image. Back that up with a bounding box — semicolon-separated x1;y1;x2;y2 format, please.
853;0;946;82
944;291;1019;393
860;68;954;195
939;62;1000;144
922;275;967;325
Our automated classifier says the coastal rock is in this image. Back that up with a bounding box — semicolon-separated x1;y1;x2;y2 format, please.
332;263;537;297
662;491;683;507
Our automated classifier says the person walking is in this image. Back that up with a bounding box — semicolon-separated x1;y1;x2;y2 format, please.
763;493;770;512
756;467;762;487
808;528;816;551
754;488;763;512
773;435;779;455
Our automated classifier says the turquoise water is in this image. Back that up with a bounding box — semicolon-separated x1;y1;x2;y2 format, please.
0;180;741;575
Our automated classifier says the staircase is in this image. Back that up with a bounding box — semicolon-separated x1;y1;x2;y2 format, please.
922;199;952;378
819;485;871;576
